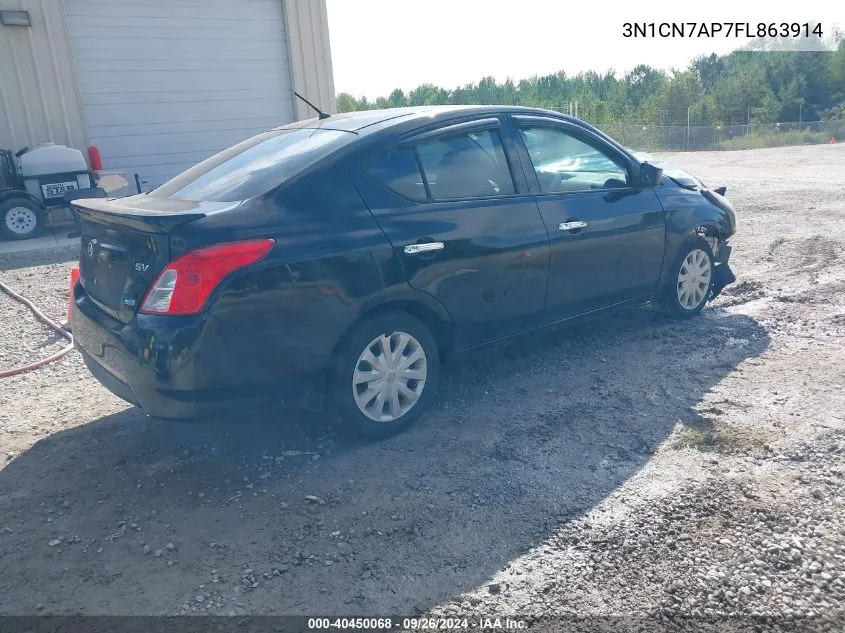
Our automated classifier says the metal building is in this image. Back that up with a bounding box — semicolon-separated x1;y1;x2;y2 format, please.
0;0;335;188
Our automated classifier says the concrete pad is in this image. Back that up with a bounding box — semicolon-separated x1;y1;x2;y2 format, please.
0;233;78;256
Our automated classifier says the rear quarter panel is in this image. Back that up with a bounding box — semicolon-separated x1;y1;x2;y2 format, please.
190;162;405;391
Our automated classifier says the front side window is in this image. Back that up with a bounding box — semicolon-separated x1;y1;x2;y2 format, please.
417;129;515;200
519;126;629;193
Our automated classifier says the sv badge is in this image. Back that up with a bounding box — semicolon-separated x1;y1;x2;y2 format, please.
134;263;150;272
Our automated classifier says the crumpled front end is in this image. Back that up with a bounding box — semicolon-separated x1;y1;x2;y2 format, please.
705;235;735;301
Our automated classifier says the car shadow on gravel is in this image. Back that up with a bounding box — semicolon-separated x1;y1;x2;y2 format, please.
0;307;769;615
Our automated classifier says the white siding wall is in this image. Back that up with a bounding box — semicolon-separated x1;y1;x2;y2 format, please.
0;0;87;152
65;0;297;188
0;0;335;188
283;0;335;119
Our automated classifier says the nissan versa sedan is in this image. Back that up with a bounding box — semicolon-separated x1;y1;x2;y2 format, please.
71;106;736;439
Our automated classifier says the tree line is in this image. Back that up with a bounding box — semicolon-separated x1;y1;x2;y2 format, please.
336;39;845;127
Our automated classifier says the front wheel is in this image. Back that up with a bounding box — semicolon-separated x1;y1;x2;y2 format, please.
661;238;715;318
330;311;440;440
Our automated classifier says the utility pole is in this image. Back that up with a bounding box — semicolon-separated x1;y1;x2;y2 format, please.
687;106;691;150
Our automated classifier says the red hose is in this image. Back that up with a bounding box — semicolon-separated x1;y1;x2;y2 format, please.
0;281;74;378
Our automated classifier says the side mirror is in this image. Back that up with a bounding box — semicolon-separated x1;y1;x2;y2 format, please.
640;162;663;188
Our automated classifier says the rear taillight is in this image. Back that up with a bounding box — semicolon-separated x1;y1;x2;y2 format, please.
139;239;274;315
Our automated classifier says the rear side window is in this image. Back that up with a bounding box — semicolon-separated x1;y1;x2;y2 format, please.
417;129;514;199
150;128;353;202
363;147;426;201
363;127;515;202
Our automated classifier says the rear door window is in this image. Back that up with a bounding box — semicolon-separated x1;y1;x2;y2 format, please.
417;129;515;199
362;126;516;203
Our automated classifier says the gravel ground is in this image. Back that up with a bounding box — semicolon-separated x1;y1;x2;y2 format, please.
0;145;843;627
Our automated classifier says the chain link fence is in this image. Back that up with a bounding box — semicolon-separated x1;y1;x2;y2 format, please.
602;120;845;152
541;108;845;151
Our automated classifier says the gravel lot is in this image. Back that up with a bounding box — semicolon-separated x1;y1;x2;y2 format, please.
1;145;844;626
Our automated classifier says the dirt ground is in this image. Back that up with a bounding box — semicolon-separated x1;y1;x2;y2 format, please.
0;145;843;623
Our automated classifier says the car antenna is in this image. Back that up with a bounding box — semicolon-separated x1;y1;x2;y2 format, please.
294;92;330;120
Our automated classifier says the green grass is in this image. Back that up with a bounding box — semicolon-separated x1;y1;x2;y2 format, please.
716;129;836;151
672;419;769;454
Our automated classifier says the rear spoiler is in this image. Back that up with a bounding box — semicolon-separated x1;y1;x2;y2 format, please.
70;197;207;234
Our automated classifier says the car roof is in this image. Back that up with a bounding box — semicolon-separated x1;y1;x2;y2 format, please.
279;105;583;136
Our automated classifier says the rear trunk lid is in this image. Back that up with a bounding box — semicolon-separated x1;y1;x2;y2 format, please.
72;195;239;322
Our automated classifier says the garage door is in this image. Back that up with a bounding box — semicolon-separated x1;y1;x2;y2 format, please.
65;0;296;188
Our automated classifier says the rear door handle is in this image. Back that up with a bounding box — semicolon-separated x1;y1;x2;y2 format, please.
559;220;588;231
404;242;444;255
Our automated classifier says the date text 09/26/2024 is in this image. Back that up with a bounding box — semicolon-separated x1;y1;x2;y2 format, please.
623;22;824;38
307;617;527;630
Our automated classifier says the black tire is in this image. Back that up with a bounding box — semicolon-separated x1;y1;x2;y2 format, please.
661;237;715;319
0;197;43;240
330;311;440;441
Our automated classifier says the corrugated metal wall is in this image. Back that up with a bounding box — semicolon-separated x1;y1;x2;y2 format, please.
284;0;336;119
64;0;299;188
0;0;335;158
0;0;87;152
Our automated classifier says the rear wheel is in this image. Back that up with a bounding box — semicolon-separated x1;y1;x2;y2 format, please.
330;311;439;440
662;238;714;318
1;198;43;240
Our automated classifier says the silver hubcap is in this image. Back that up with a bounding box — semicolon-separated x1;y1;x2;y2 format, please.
677;248;712;309
353;331;427;423
5;206;37;235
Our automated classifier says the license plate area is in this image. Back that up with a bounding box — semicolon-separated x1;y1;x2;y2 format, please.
42;181;77;199
80;224;168;322
81;234;131;318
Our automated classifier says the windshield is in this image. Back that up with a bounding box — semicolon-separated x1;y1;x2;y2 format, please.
149;128;353;202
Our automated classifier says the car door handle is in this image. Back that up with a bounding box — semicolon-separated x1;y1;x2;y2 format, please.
404;242;444;255
559;220;588;231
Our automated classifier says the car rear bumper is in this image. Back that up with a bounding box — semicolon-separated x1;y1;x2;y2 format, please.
72;283;320;419
73;287;205;418
79;348;141;407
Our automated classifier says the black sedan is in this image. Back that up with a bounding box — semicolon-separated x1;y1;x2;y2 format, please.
71;106;736;439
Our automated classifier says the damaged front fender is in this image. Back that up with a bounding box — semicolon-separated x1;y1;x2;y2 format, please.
701;231;735;301
710;262;736;301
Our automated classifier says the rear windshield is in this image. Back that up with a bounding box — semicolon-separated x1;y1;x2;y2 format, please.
149;128;353;202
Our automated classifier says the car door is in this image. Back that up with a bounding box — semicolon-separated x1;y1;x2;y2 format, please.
353;117;550;350
510;116;665;323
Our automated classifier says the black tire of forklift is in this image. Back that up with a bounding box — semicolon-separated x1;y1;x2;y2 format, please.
0;197;44;241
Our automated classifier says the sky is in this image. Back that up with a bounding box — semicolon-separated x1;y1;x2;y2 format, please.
326;0;845;99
